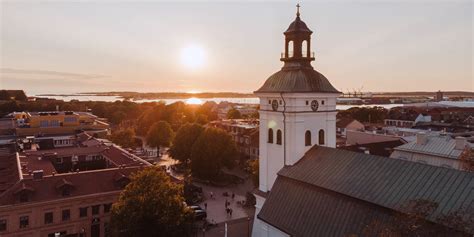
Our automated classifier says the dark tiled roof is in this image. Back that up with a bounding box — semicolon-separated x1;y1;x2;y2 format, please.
341;139;405;157
255;68;340;94
258;146;474;236
336;118;357;128
0;151;21;194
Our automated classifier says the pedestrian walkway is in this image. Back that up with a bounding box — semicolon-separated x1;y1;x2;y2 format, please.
196;180;255;224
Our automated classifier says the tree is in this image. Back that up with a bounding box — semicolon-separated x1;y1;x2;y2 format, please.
190;127;238;180
146;121;174;152
110;167;192;237
110;129;137;148
169;123;204;165
247;159;259;188
362;199;472;237
227;108;242;119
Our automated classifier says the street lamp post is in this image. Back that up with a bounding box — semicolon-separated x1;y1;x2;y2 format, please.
247;217;251;237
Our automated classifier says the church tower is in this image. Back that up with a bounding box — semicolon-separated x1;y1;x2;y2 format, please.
252;6;340;236
254;5;340;194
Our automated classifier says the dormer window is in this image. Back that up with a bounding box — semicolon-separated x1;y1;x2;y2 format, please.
19;192;29;203
56;178;74;197
14;184;35;203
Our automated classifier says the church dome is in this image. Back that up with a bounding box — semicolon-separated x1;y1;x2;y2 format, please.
255;68;339;93
285;16;312;34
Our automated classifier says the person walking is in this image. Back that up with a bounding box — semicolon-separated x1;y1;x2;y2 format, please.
231;192;235;200
229;208;233;217
204;202;207;210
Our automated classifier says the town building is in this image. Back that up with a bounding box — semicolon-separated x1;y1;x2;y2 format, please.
4;111;110;137
209;119;259;159
0;136;151;237
336;118;364;137
390;133;473;170
435;90;444;102
341;139;405;157
252;6;473;237
384;112;431;128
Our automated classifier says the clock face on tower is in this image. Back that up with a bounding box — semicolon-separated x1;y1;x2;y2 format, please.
311;100;319;111
271;100;279;111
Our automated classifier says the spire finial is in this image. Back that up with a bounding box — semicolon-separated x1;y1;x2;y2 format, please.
296;3;300;17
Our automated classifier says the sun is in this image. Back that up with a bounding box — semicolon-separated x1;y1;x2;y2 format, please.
180;45;206;69
186;97;203;105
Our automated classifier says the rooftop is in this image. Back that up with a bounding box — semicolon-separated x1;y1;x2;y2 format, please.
258;146;474;236
394;134;472;159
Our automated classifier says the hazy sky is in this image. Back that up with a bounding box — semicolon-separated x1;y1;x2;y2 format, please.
1;0;472;95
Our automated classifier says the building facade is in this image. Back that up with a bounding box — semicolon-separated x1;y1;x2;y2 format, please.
0;136;151;237
252;6;340;237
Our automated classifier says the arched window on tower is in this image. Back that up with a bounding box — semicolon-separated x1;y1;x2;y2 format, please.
287;41;294;58
268;129;273;143
302;40;308;58
276;130;282;145
319;129;325;145
305;130;311;146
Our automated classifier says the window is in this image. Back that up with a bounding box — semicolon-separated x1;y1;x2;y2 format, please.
50;120;60;127
0;219;6;231
268;129;273;143
305;131;312;146
92;205;100;215
276;130;282;145
287;40;294;57
104;222;110;237
103;203;112;213
279;100;282;105
79;207;88;218
40;120;49;127
62;209;70;221
319;129;325;145
305;100;309;105
64;117;77;123
302;40;308;57
19;192;29;203
55;157;63;164
19;216;29;228
62;187;71;197
44;212;53;224
321;100;325;105
268;100;271;104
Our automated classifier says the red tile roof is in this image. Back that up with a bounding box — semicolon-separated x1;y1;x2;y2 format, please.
0;167;141;205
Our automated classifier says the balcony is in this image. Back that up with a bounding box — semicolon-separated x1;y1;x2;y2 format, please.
280;51;315;61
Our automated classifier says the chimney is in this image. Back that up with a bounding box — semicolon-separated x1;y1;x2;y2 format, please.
416;132;427;145
32;170;44;180
455;137;467;150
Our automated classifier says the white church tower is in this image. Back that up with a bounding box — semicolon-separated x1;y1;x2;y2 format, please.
252;5;340;236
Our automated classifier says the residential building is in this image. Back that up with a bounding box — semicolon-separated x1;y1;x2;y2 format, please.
5;111;110;137
390;133;472;170
0;136;151;237
340;139;405;157
336;118;364;137
209;119;259;159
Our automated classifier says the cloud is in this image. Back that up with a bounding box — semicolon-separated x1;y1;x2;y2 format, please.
0;68;106;79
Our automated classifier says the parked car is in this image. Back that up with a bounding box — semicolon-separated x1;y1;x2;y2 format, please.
194;209;207;220
188;205;202;211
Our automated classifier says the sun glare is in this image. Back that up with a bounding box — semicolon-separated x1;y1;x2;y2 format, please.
180;45;206;69
186;97;203;105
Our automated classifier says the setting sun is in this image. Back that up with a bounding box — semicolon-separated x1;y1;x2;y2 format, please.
185;97;203;105
180;45;206;69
